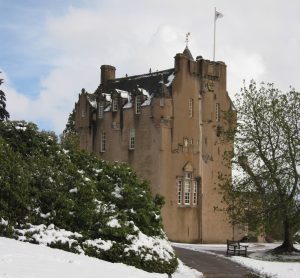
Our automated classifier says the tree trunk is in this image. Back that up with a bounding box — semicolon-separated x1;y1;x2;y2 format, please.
273;219;299;253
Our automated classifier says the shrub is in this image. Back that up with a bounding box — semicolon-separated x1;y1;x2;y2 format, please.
0;120;178;274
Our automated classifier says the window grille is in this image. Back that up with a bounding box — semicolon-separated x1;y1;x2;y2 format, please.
177;179;183;205
193;181;198;205
184;180;191;205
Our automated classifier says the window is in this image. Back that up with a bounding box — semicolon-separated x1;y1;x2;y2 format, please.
193;181;198;205
183;138;189;147
98;102;104;119
160;98;165;107
177;171;196;207
177;179;183;205
184;171;192;205
185;172;192;179
112;122;119;129
188;98;193;118
112;98;118;112
184;180;191;205
100;132;106;152
129;129;135;150
81;109;86;118
135;95;142;114
216;103;220;122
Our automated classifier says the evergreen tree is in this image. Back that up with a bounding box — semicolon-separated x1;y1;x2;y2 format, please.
63;109;76;134
0;120;177;274
61;109;78;146
0;75;10;121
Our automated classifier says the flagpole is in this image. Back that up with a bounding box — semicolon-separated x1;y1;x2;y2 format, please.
213;7;216;61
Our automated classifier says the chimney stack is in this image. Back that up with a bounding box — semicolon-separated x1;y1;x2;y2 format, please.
100;65;116;85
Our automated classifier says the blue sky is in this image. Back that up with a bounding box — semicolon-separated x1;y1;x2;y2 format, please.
1;0;300;134
0;0;82;97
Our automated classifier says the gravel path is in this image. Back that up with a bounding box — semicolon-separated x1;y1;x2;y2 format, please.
173;246;257;278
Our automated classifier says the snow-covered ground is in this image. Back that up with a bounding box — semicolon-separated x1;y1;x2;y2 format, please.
173;242;300;278
0;237;202;278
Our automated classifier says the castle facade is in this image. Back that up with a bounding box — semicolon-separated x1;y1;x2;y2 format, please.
74;47;240;243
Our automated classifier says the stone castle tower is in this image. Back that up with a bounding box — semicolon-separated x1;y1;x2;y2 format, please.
73;47;241;243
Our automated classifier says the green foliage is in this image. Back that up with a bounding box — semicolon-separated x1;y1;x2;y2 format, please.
219;81;300;251
0;120;177;273
0;75;10;122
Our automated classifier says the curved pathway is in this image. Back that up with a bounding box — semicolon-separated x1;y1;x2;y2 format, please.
173;246;257;278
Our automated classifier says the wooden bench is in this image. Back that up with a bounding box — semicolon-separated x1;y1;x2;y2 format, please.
226;240;248;257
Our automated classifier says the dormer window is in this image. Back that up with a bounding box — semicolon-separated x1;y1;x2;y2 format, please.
112;98;118;112
98;102;104;119
135;95;142;114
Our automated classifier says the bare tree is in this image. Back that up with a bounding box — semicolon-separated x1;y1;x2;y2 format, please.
220;80;300;253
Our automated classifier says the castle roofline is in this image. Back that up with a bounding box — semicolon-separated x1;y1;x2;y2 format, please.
113;68;174;83
95;68;175;98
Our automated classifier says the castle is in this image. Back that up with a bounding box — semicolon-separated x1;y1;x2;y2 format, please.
73;46;241;243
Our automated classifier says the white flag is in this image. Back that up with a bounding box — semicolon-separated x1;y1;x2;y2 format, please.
215;10;223;21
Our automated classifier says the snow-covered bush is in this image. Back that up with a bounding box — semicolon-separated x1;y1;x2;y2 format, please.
0;121;177;274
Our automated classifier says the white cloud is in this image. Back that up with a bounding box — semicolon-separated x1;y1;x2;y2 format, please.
3;0;300;134
225;50;266;97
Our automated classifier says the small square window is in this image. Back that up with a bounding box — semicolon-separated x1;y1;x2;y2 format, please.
185;172;192;179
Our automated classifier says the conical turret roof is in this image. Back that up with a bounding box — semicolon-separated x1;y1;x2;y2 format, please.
183;46;194;60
